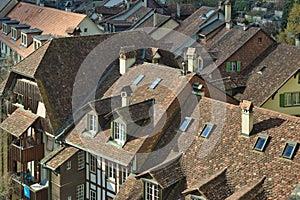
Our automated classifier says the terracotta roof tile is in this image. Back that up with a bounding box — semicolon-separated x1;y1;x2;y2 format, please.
0;108;38;137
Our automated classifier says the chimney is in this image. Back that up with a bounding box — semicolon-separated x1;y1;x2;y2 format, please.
143;0;147;7
65;1;72;12
218;1;222;10
153;10;158;27
240;100;254;137
177;3;180;19
119;46;136;75
225;0;232;29
121;91;130;107
295;33;300;48
187;47;196;72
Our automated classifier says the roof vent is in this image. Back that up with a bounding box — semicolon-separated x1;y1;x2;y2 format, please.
257;65;267;74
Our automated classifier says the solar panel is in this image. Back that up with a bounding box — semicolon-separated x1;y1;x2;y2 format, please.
133;75;144;85
149;78;162;89
179;118;191;132
200;124;213;138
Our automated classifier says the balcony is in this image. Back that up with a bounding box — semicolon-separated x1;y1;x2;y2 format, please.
11;174;48;200
10;143;44;163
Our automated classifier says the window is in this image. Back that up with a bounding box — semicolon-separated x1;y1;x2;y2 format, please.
78;151;84;170
200;123;214;138
191;195;206;200
34;41;41;50
113;122;126;145
226;61;241;72
76;184;84;200
281;141;297;159
67;196;71;200
133;74;144;85
149;78;162;89
121;167;129;184
144;181;159;200
87;114;97;133
2;24;7;34
90;154;96;173
66;161;72;170
89;190;96;200
84;28;88;32
253;133;269;152
107;162;114;179
280;92;300;107
11;28;17;40
179;117;192;132
21;33;27;46
258;37;262;44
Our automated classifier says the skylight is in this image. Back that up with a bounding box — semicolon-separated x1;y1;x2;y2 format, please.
253;133;269;152
200;123;213;138
179;117;192;132
133;74;144;85
281;141;298;159
149;78;162;89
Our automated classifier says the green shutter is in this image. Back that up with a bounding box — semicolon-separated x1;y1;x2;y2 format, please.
226;62;231;72
237;61;241;72
280;94;285;107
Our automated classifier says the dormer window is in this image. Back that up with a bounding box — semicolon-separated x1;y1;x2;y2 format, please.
87;114;97;134
2;24;7;35
34;40;41;50
112;121;126;146
281;141;298;159
11;28;17;40
144;180;159;200
21;33;27;47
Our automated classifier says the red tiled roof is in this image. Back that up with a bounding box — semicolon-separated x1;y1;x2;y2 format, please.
0;108;38;137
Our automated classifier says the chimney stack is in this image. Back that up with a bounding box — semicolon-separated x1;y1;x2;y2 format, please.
187;47;196;72
153;10;158;27
218;1;223;10
65;1;72;12
119;46;136;75
177;3;181;19
225;0;232;29
121;91;130;107
295;33;300;48
240;100;254;137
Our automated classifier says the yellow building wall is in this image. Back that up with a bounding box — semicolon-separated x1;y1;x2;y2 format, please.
262;72;300;116
151;19;179;40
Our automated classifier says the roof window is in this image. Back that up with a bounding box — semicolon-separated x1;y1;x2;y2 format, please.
253;133;269;152
281;141;298;159
200;123;214;138
149;78;162;89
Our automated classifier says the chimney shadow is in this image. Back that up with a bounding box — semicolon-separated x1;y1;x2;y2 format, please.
252;117;285;135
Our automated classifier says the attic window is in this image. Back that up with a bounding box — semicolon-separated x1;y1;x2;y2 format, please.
143;180;159;200
258;37;262;44
253;133;269;152
149;78;162;89
200;123;214;138
2;24;7;35
11;28;17;40
112;122;126;146
281;141;298;159
87;114;97;134
133;74;144;85
179;117;192;132
21;33;27;47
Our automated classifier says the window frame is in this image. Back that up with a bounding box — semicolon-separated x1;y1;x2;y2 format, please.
121;167;129;184
253;133;269;152
77;151;85;170
66;160;72;170
280;92;300;107
281;141;298;159
21;33;27;47
76;184;84;200
89;189;96;200
143;180;160;200
89;154;97;173
107;162;115;180
11;28;17;40
200;123;214;138
113;121;126;146
179;117;192;132
87;113;98;134
2;24;7;35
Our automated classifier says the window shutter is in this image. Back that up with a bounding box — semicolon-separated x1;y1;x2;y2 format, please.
226;62;231;72
280;94;285;107
237;61;241;72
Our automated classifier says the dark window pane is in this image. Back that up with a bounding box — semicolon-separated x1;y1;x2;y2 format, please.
254;138;266;151
283;144;294;158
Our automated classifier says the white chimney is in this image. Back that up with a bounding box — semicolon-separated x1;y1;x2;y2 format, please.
177;3;180;18
143;0;147;7
225;0;232;29
153;11;158;27
218;1;222;10
187;47;196;72
121;91;130;107
295;33;300;48
119;46;136;75
240;100;254;136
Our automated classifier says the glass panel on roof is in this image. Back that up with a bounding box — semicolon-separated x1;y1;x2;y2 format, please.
133;74;144;85
282;143;296;159
200;124;213;138
149;78;162;89
254;138;266;151
179;118;192;132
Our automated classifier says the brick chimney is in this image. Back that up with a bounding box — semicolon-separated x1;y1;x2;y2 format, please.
225;0;232;29
119;46;136;75
240;100;254;136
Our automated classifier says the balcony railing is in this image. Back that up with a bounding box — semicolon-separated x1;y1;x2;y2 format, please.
10;143;44;163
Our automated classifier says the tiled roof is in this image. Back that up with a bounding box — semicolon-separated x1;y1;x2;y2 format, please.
40;145;64;165
117;97;300;199
0;108;38;137
43;146;79;170
11;42;50;78
241;43;300;106
7;2;87;36
0;0;11;12
135;13;171;28
166;4;197;16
